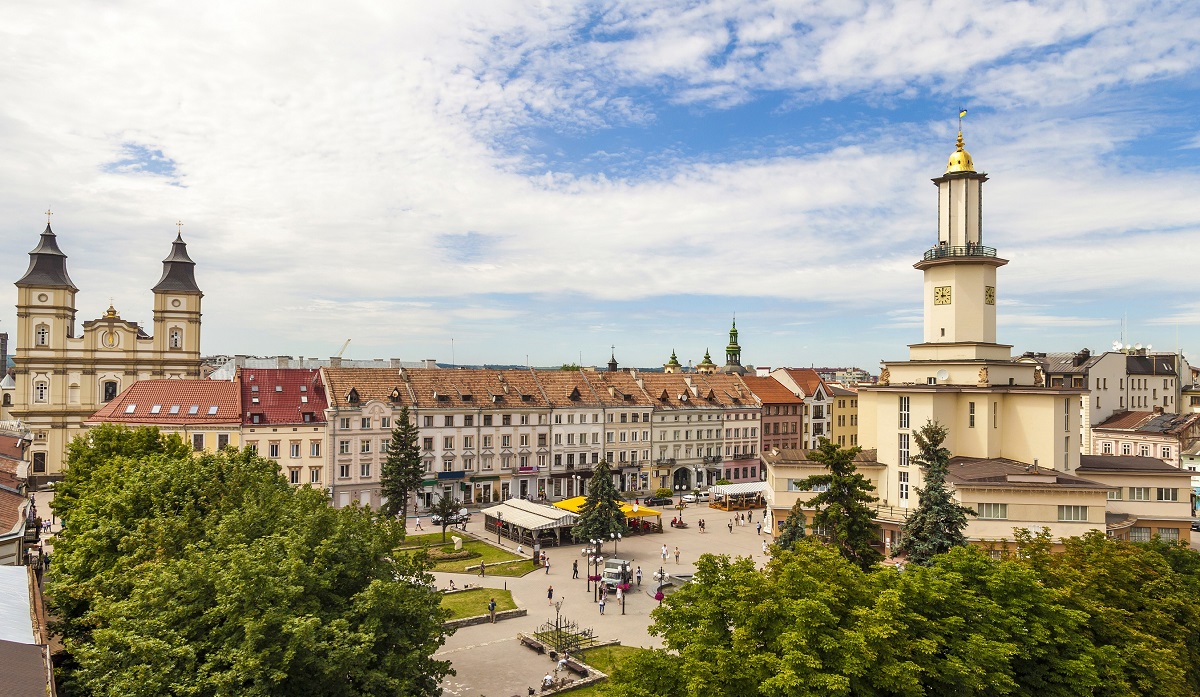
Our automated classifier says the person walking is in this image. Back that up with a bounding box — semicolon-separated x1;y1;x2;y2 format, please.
762;539;769;555
756;521;762;535
728;519;733;534
661;544;668;562
572;559;579;579
489;597;497;623
414;516;424;531
548;585;554;605
674;546;680;564
635;566;642;586
545;556;550;574
599;595;606;614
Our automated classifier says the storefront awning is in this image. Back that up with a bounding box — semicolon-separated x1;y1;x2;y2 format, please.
472;475;501;482
552;496;662;519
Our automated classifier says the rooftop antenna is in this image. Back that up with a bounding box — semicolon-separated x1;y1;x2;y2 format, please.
451;337;455;367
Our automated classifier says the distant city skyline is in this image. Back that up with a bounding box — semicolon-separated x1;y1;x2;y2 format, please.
2;2;1197;371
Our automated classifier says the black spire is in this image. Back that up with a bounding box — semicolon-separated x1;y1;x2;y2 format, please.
152;232;201;293
16;224;77;289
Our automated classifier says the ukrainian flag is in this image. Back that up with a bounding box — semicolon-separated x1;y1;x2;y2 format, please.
959;109;968;118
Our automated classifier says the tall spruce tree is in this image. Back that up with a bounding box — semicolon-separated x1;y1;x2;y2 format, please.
570;460;628;543
773;499;808;552
894;420;975;565
797;438;883;571
380;406;424;519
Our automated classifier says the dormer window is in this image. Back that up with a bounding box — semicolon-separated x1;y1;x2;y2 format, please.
346;388;360;404
35;324;49;347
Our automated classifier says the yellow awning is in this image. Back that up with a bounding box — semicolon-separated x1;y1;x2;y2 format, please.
553;496;661;519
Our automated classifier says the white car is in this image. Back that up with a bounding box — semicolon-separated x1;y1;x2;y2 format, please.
681;491;710;503
430;508;470;525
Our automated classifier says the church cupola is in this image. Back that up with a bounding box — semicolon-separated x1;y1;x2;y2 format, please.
152;231;201;293
724;318;742;368
607;348;618;373
16;224;76;290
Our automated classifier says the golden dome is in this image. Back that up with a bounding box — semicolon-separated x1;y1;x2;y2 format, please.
946;131;975;173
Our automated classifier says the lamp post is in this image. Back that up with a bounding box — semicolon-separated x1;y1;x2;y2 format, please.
611;531;622;555
584;546;594;594
594;554;604;603
621;562;629;615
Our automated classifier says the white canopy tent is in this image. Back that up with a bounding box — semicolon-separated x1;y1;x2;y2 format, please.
483;499;579;546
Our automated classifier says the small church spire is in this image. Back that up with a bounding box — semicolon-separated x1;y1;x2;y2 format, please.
152;225;202;293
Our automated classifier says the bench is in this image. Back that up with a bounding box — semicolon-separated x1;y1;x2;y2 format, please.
563;659;588;677
519;635;546;654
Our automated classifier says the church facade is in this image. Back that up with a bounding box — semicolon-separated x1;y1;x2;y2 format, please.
11;222;204;481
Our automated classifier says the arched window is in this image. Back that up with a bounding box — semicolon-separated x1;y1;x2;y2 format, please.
2;394;10;407
35;324;49;347
34;381;49;403
169;328;182;349
103;381;118;402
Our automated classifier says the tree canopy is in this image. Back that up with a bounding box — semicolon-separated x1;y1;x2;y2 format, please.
48;424;452;697
797;438;883;571
608;534;1200;697
571;460;627;543
772;499;807;552
380;406;424;519
894;420;975;565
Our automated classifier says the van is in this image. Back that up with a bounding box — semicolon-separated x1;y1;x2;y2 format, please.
602;558;632;589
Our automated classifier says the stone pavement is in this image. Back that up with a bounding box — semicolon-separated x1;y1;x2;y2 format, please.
427;506;773;696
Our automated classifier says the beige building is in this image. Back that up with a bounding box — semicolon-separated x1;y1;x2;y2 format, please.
1074;455;1193;542
12;224;203;482
238;368;328;489
87;379;240;453
829;384;859;448
1091;409;1200;468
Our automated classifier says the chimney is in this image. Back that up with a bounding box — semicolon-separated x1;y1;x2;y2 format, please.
277;355;290;368
330;356;343;368
390;358;402;369
423;359;438;369
1153;405;1164;415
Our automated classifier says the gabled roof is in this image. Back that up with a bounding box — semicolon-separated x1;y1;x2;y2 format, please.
531;370;603;408
945;457;1109;490
1076;455;1192;475
322;368;415;408
740;375;804;404
88;380;241;424
238;368;328;425
772;368;827;399
1094;411;1200;435
1126;354;1177;376
579;370;653;407
0;435;24;463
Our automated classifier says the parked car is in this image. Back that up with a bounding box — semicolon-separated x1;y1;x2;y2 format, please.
431;508;471;525
642;496;674;507
1191;520;1200;532
681;491;710;503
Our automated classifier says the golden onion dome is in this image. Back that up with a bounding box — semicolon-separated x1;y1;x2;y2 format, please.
946;131;974;173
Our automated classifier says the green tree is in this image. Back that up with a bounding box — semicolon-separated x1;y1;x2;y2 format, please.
571;460;627;543
894;420;975;565
797;437;883;571
47;424;452;697
380;406;424;519
772;498;807;552
429;493;461;544
560;363;581;371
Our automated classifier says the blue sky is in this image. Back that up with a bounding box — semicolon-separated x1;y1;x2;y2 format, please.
1;1;1198;372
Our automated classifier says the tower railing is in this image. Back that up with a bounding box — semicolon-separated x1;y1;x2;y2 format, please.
922;244;997;261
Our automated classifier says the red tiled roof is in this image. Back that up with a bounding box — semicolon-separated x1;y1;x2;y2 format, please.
777;368;827;397
0;488;25;533
88;380;241;425
742;375;804;404
0;435;24;463
238;368;328;425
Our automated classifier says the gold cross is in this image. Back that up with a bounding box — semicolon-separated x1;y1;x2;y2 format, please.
45;208;52;224
176;220;184;234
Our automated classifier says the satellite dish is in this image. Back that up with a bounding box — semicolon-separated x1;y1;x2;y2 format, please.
936;369;950;381
1111;340;1122;351
1146;344;1152;351
1135;343;1143;350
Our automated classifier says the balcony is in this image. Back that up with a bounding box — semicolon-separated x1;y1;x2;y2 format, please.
655;458;676;465
922;244;997;261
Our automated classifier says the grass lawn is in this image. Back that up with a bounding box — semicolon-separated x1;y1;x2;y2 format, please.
398;534;537;576
398;531;465;549
441;588;516;621
576;645;644;675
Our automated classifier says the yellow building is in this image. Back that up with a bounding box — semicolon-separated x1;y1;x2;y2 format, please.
86;379;240;453
12;223;204;483
829;384;858;448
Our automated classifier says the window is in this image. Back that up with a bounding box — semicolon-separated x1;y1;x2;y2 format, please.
444;415;455;427
898;433;910;467
422;437;433;451
463;435;473;449
361;417;371;429
290;469;300;484
898;396;910;428
1129;487;1150;501
310;441;321;457
443;436;454;450
1102;441;1113;455
290;442;301;458
501;435;511;448
519;434;529;447
992;401;998;428
103;380;118;402
218;434;229;450
1129;527;1151;542
360;463;371;477
1157;488;1178;502
1121;442;1132;456
423;415;434;427
169;328;182;349
1161;446;1172;459
968;401;975;428
538;434;547;447
310;469;321;483
482;435;492;448
977;503;1008;519
381;417;391;428
463;457;473;471
899;472;909;501
34;381;48;403
1063;398;1070;432
1058;505;1088;522
340;418;351;429
360;440;371;454
269;443;280;458
35;324;49;346
380;441;389;453
193;433;205;451
502;415;512;426
520;414;529;425
32;453;46;473
463;415;472;427
483;415;493;426
482;456;493;470
339;440;351;454
1107;488;1122;500
207;405;219;416
1158;528;1180;541
246;442;258;454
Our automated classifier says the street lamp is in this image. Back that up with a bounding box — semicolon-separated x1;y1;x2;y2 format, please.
611;531;622;555
584;545;594;594
620;562;629;615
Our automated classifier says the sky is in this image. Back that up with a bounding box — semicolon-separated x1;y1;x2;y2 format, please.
1;1;1198;372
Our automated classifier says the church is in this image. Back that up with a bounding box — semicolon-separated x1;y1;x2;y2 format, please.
11;220;204;482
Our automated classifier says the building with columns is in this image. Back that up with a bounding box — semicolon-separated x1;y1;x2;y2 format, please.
11;223;203;482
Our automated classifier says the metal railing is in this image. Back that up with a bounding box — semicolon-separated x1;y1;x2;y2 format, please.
922;244;997;261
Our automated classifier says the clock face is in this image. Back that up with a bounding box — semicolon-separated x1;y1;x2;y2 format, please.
985;286;996;305
933;285;952;305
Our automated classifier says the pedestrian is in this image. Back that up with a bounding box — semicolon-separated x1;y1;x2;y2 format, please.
414;516;423;531
489;597;497;623
544;672;554;689
548;585;554;605
728;520;733;534
517;544;524;556
748;510;753;524
661;544;668;562
635;566;642;586
599;596;606;614
545;556;550;574
674;546;680;564
572;559;579;579
756;522;762;535
762;539;769;555
449;580;456;591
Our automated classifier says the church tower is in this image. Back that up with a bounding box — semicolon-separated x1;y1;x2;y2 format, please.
722;318;747;375
151;231;203;357
910;131;1009;361
15;223;78;354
